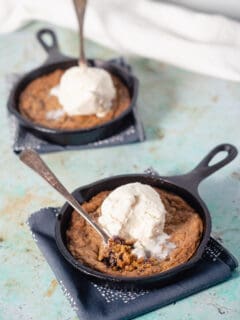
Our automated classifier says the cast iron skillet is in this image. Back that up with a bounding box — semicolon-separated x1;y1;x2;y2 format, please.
7;29;138;146
55;143;238;289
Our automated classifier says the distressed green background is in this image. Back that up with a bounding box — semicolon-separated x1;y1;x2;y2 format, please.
0;22;239;319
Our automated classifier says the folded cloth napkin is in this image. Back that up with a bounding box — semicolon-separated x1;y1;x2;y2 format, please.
27;181;238;320
9;110;144;154
2;0;240;81
7;57;145;154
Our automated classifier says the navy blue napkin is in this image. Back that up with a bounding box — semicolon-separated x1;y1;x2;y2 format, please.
27;208;238;320
8;58;145;154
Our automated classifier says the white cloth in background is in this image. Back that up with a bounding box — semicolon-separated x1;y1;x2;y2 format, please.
1;0;240;81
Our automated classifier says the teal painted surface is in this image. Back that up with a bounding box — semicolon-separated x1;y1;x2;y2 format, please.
0;22;239;320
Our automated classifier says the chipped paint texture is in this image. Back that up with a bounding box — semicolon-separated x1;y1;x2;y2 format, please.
0;22;239;320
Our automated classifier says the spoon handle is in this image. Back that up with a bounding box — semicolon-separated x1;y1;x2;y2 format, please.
73;0;87;66
20;149;109;243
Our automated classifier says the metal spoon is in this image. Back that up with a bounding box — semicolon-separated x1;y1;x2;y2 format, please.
73;0;87;66
19;149;109;244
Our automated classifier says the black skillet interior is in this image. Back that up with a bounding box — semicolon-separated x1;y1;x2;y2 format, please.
55;144;238;289
7;29;139;146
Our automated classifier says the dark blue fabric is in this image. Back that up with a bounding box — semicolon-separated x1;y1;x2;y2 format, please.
28;208;238;320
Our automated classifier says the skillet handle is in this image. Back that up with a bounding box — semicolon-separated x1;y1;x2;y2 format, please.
36;29;70;65
37;29;59;54
169;144;238;194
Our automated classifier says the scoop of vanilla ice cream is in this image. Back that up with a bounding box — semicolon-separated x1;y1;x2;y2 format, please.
99;182;175;259
50;65;116;117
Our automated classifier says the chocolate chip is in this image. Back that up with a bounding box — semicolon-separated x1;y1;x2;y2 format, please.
113;236;125;245
102;251;117;267
108;252;117;267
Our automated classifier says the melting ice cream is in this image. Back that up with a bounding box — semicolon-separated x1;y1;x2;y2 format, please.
99;182;175;259
51;65;116;117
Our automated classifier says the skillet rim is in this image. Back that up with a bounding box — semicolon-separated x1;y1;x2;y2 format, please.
55;173;211;285
7;58;139;135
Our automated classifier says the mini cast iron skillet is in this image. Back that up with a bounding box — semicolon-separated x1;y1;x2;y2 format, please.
7;29;138;146
55;144;238;289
